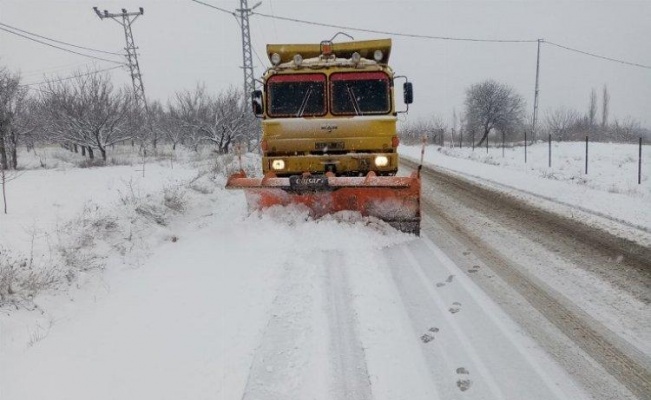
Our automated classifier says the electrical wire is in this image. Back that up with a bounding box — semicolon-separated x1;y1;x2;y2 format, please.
190;1;268;74
251;11;538;43
21;62;93;78
0;21;122;56
20;65;126;87
0;26;126;65
191;0;651;71
544;41;651;70
190;0;236;16
231;14;268;68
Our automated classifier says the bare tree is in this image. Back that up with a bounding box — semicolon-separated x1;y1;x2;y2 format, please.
40;70;136;161
601;84;610;129
8;94;39;169
0;67;24;170
399;117;447;145
588;88;597;130
612;117;641;143
544;107;580;141
464;80;525;147
0;166;22;214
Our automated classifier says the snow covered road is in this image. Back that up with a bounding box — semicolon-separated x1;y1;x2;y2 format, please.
1;212;593;399
1;155;649;399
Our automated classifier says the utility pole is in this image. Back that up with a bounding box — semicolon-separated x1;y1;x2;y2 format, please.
237;1;261;97
94;6;154;169
93;7;147;110
531;38;543;143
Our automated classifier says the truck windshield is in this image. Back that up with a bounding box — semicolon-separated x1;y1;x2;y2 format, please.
330;72;391;116
267;74;326;117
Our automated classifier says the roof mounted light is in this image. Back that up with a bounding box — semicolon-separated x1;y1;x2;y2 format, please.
351;51;361;64
373;49;384;62
320;40;333;57
293;54;303;66
271;52;281;66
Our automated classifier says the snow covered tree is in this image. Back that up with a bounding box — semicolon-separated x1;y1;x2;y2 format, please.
464;80;525;147
171;85;257;154
40;70;136;161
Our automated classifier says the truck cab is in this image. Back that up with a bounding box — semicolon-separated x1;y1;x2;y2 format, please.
252;38;413;177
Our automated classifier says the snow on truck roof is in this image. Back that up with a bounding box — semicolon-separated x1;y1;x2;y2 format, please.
266;38;392;65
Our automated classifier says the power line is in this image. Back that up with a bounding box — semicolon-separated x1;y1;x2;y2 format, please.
0;21;122;56
251;11;538;43
0;26;126;65
190;0;236;16
20;65;125;87
544;41;651;70
249;8;650;70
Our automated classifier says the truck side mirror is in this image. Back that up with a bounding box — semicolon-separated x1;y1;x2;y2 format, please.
403;82;413;104
251;90;263;117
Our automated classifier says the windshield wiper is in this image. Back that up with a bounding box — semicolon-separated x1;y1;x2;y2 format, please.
296;87;314;117
346;85;362;116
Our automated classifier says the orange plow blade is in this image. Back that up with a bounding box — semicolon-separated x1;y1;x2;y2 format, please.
226;171;421;235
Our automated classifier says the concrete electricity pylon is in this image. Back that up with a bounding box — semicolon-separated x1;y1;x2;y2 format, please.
93;7;148;111
531;38;543;143
237;1;261;97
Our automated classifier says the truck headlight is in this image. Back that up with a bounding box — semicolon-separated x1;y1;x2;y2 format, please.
271;159;285;170
374;156;389;167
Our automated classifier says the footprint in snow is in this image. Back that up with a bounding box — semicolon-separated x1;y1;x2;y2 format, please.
456;367;472;392
468;265;480;273
420;333;434;343
449;302;462;314
436;275;454;287
420;327;439;344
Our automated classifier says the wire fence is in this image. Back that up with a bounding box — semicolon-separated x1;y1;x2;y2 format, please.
422;132;648;187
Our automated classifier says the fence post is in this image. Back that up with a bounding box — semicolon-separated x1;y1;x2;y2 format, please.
486;133;489;153
524;131;528;163
472;132;475;151
460;131;463;148
502;131;505;157
639;137;643;185
585;135;589;174
548;134;552;168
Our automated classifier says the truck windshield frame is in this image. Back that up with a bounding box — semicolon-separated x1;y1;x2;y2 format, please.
330;72;391;116
266;74;327;118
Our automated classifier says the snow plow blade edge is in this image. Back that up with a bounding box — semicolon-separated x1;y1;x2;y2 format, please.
226;171;421;235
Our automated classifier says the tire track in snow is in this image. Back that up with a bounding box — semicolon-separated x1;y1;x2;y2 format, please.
240;251;373;400
240;259;325;400
406;160;650;399
323;251;373;400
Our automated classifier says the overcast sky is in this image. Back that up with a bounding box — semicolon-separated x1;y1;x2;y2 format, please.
1;0;650;127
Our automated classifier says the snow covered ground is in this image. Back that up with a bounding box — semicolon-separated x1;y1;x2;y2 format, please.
0;142;648;399
401;141;651;244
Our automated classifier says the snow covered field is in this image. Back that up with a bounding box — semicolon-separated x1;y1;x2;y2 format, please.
0;142;648;399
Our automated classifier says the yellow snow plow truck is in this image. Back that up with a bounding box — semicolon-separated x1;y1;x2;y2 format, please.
227;38;421;235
